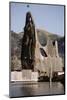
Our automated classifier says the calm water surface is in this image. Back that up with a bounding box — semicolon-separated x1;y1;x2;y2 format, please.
10;82;64;97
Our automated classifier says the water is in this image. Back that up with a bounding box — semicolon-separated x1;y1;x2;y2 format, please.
10;82;64;97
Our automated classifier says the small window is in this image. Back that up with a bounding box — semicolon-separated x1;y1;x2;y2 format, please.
53;41;55;46
37;31;47;46
40;48;47;57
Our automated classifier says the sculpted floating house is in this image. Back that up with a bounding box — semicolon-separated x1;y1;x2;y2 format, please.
35;29;63;77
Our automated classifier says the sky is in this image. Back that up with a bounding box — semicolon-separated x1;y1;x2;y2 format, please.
10;2;64;36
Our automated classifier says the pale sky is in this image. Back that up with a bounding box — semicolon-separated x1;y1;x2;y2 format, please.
10;2;65;36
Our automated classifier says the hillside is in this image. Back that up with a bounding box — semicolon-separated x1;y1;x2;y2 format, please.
10;29;64;71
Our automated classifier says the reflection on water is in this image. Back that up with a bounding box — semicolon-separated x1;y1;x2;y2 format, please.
10;82;64;97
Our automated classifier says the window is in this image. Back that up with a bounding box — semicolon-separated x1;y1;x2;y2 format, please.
40;48;47;57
